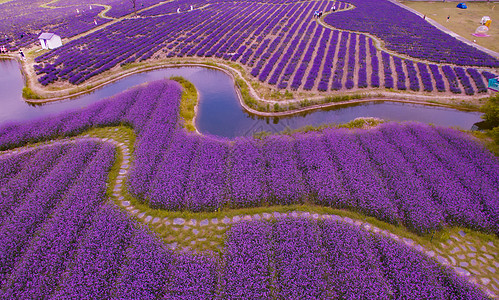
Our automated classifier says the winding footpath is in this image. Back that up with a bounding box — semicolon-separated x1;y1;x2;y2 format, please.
0;128;497;298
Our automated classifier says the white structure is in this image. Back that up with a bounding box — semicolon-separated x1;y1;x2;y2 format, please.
481;16;491;25
38;33;62;50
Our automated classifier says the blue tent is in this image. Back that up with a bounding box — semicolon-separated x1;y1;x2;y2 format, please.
457;3;467;9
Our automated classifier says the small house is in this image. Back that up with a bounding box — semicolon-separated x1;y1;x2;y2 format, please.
38;33;62;50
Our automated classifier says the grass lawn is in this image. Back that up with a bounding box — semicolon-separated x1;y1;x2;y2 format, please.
402;1;499;53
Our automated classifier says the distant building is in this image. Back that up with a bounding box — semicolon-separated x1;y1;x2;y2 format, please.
38;33;62;50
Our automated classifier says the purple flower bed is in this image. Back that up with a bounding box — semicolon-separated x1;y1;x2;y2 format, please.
1;170;489;299
331;32;349;91
2;143;116;299
467;68;488;93
381;51;394;89
454;67;475;96
306;29;330;91
369;39;380;87
0;0;109;51
26;0;495;94
417;62;433;92
393;56;407;90
221;219;487;299
0;147;64;223
429;64;446;92
405;60;420;91
357;34;368;88
0;141;104;288
323;0;499;67
1;80;498;236
442;65;462;94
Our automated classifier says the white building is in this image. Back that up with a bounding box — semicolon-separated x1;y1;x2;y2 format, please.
38;33;62;50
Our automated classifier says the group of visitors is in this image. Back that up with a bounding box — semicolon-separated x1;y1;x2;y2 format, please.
0;46;7;53
313;10;323;18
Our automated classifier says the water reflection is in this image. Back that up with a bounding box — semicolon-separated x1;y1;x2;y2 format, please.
0;59;484;138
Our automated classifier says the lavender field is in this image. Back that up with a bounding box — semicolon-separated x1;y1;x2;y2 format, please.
0;165;489;300
1;80;498;238
2;0;496;94
0;78;497;297
2;0;499;296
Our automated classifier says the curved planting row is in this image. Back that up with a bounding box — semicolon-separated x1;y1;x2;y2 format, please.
221;219;486;299
0;157;488;300
32;0;497;94
323;0;499;67
0;0;110;51
1;80;497;237
141;124;498;236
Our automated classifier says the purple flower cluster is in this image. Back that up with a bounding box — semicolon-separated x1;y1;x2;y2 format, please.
393;56;407;90
2;143;115;299
1;80;498;236
226;137;267;208
220;220;272;299
184;137;229;212
222;219;487;299
331;31;348;91
357;34;368;88
52;203;134;299
345;33;356;90
290;25;322;90
164;253;219;299
417;62;433;92
0;141;102;288
381;51;394;89
324;0;499;67
442;65;462;94
369;39;380;87
405;60;420;91
304;27;330;90
0;137;492;299
467;68;488;93
142;122;498;235
429;64;446;92
29;0;496;93
0;147;63;223
0;0;108;51
454;67;475;95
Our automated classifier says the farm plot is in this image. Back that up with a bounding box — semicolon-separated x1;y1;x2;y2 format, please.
30;0;497;94
0;166;489;300
0;0;111;51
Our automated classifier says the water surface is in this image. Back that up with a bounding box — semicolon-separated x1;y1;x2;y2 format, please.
0;59;483;138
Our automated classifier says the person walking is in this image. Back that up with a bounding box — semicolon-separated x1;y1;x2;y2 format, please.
447;15;450;22
19;49;25;61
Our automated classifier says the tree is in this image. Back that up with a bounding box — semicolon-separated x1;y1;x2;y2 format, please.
481;93;499;127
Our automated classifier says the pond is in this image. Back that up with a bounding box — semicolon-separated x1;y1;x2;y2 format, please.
0;59;484;138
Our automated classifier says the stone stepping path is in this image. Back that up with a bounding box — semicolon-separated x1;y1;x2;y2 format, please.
1;127;497;298
123;203;498;297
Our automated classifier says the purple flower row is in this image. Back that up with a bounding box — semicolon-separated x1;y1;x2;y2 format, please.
221;219;487;298
31;0;496;93
324;0;499;67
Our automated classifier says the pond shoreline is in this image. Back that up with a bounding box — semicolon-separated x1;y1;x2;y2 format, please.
0;58;484;137
1;55;489;117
